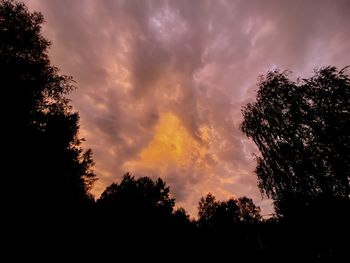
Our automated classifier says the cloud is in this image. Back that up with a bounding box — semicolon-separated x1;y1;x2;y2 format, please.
26;0;350;217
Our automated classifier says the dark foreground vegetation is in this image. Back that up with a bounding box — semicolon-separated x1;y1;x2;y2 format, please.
2;1;349;261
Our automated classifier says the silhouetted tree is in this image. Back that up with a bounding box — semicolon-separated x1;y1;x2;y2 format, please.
171;207;194;239
1;0;96;211
241;66;350;220
198;193;261;226
173;207;191;226
97;173;175;224
198;193;219;226
238;197;262;223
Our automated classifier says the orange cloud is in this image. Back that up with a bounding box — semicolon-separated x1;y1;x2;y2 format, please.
26;0;350;217
124;112;214;173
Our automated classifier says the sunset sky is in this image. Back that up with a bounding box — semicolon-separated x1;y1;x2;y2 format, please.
26;0;350;217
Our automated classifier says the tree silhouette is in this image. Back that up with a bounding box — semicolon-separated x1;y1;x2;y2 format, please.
172;207;192;227
238;197;262;223
95;173;180;255
198;193;219;226
1;0;96;212
241;66;350;220
97;173;175;224
198;193;261;227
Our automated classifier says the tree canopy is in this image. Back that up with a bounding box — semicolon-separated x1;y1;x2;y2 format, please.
241;66;350;219
97;173;175;224
1;0;96;211
198;193;261;227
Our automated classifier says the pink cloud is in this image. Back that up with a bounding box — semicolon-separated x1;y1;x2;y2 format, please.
26;0;350;217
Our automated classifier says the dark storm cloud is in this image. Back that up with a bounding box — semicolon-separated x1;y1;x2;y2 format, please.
26;0;350;216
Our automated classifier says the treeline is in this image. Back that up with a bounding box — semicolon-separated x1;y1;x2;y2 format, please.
94;173;267;260
2;1;349;261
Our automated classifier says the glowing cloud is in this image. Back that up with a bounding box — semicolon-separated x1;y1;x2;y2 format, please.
124;112;213;173
26;0;350;217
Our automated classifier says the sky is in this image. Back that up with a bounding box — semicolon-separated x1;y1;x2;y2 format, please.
26;0;350;217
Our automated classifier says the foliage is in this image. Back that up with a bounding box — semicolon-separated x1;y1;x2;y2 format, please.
1;0;96;209
97;173;175;223
198;193;261;226
241;66;350;218
237;197;262;223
